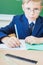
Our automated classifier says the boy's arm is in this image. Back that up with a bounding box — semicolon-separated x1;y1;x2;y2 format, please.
0;16;16;40
25;36;43;44
1;34;20;48
38;37;43;43
36;37;43;43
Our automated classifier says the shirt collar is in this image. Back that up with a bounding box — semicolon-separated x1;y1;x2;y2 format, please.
28;20;36;24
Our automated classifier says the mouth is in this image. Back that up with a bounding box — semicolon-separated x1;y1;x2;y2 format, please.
30;16;34;18
30;17;35;19
29;17;36;21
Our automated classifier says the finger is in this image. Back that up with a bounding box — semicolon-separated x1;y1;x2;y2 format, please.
25;37;29;43
5;41;16;48
10;39;20;47
5;38;16;48
25;37;31;44
12;37;21;46
9;37;21;47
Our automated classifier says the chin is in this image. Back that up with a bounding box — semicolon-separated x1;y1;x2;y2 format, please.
30;17;36;21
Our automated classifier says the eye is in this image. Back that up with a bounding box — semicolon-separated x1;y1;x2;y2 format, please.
34;8;39;10
27;8;30;10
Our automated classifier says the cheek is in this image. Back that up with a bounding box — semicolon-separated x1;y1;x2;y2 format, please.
34;12;40;18
24;10;30;16
24;10;30;15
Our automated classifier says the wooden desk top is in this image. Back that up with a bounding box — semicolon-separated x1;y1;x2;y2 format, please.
0;49;43;65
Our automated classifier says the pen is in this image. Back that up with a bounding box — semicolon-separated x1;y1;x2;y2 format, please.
5;54;38;64
14;24;19;38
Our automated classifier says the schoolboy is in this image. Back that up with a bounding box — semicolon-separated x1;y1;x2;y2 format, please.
0;0;43;47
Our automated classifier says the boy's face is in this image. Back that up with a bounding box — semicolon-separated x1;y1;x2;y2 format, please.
22;1;41;21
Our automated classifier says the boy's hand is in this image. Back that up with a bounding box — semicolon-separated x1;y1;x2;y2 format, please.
25;36;40;44
1;36;20;48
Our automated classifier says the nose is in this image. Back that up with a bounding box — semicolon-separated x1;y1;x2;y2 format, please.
30;10;34;15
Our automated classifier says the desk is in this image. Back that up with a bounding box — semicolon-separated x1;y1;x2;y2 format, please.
0;49;43;65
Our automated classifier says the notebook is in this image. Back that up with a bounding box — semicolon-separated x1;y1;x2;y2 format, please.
26;43;43;51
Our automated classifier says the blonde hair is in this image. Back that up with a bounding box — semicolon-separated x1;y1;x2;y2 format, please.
22;0;42;4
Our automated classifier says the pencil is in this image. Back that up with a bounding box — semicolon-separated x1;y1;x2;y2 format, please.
14;24;19;38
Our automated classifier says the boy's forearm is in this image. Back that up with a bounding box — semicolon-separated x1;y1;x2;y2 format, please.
35;37;43;43
25;36;43;44
33;37;43;43
38;37;43;43
1;33;16;43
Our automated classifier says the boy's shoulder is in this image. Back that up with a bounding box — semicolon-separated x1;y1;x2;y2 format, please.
13;14;24;20
38;16;43;23
39;16;43;20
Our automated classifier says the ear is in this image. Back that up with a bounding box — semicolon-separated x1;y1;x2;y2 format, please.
40;6;43;8
22;4;25;12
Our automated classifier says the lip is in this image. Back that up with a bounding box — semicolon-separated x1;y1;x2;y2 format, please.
30;17;34;18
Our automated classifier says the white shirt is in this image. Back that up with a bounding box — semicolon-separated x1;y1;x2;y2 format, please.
28;20;36;24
